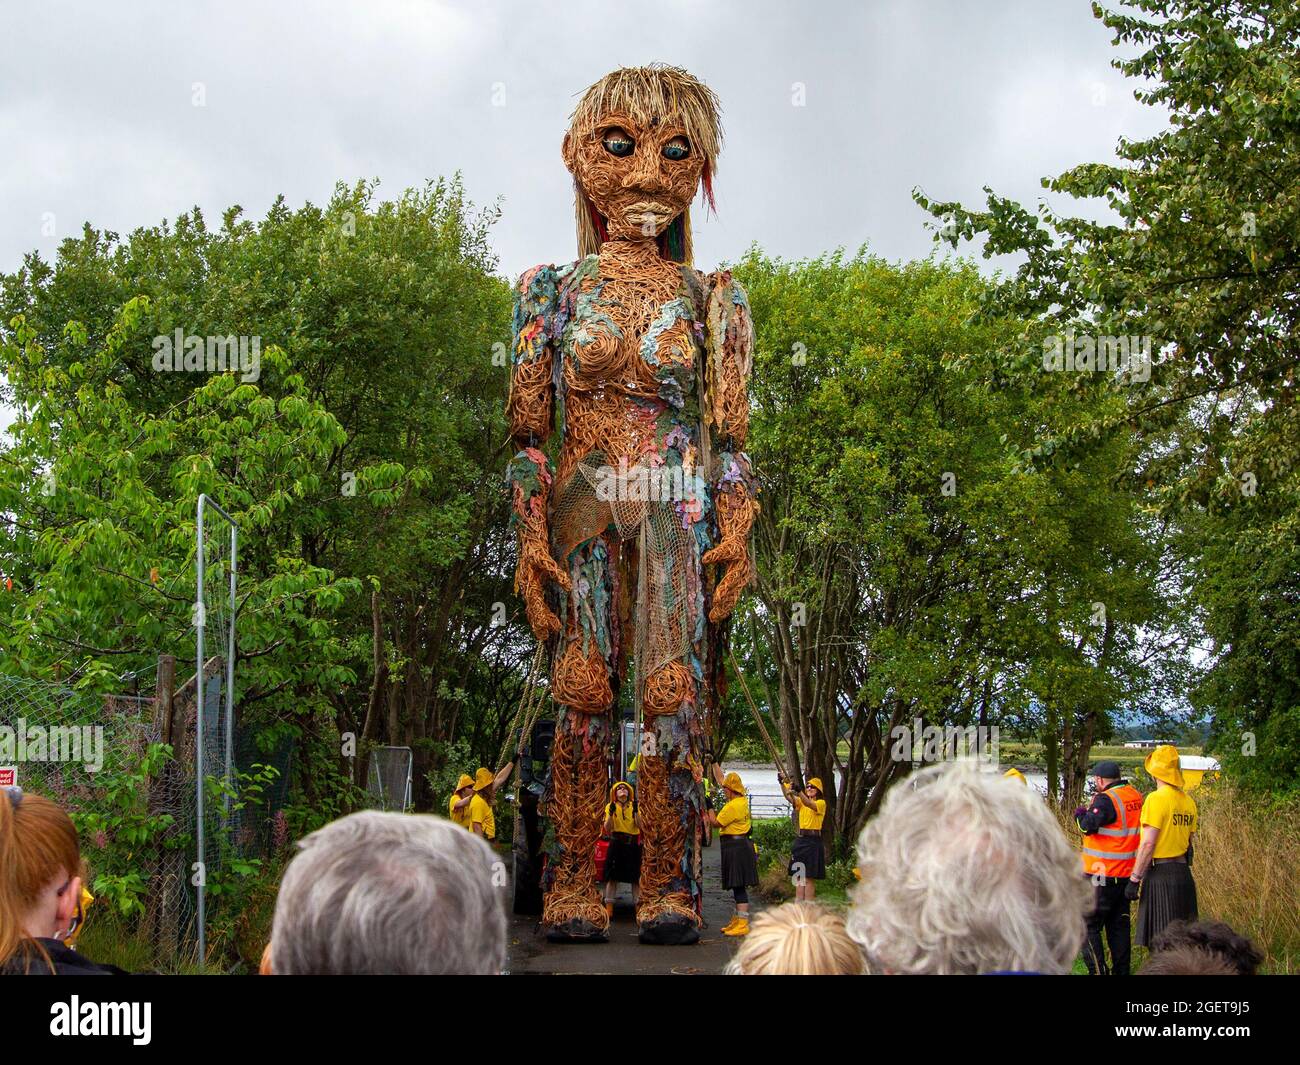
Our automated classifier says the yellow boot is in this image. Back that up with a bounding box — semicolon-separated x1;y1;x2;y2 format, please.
723;915;750;936
718;914;739;933
605;901;614;920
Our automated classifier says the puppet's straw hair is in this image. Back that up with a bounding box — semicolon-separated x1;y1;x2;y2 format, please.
568;65;722;262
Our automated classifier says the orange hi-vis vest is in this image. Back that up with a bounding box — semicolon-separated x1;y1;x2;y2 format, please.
1081;782;1143;878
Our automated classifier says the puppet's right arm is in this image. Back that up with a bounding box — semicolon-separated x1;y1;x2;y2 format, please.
506;266;570;639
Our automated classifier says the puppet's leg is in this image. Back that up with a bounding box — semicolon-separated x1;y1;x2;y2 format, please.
636;659;704;945
541;536;615;942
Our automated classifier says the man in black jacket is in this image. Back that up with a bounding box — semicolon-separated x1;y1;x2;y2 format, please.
1074;761;1143;976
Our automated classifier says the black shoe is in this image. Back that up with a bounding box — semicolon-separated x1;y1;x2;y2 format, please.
638;913;701;946
545;917;609;943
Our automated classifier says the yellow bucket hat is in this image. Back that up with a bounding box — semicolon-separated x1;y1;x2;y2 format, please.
1003;768;1027;785
473;767;494;791
1145;745;1184;788
455;774;474;791
806;777;824;794
722;771;744;794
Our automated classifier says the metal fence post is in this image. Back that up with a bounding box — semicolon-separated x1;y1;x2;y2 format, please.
195;496;206;969
196;493;238;971
225;521;237;820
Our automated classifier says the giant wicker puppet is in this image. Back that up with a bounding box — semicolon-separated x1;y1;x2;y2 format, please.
506;65;756;945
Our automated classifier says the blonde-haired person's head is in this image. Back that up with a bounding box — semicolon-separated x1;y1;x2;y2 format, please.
725;902;865;975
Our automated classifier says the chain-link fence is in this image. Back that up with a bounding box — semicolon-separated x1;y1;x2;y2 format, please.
0;670;197;969
0;661;294;972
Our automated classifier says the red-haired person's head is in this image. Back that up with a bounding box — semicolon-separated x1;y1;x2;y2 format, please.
0;786;85;973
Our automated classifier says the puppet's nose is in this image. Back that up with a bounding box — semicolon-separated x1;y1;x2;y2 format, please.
622;155;669;192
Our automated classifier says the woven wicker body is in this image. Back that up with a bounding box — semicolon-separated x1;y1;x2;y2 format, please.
505;67;756;944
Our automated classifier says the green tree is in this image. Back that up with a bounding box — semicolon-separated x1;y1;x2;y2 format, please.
914;0;1299;792
0;178;522;820
733;248;1180;847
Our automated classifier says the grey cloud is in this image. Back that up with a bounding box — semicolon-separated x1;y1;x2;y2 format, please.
2;0;1166;286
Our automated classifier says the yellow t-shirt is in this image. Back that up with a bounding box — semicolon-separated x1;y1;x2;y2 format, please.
798;797;827;832
716;796;751;836
605;802;638;835
469;793;495;839
1141;785;1197;858
448;794;472;830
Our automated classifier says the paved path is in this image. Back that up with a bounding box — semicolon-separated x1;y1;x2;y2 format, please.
506;835;755;975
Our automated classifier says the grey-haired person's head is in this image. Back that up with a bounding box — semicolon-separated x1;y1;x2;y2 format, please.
270;811;506;975
846;760;1090;975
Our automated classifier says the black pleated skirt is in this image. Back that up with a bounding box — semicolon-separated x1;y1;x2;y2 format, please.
790;834;826;880
1135;861;1198;947
603;834;642;884
720;834;759;889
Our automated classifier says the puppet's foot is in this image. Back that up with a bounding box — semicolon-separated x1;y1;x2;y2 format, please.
543;891;610;943
637;895;701;945
545;916;610;944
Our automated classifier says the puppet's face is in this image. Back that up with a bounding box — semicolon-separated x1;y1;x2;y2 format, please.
564;111;706;242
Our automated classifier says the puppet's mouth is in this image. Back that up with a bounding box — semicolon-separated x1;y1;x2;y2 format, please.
622;200;675;232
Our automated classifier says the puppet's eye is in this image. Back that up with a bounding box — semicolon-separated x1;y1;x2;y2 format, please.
662;137;690;161
602;129;635;157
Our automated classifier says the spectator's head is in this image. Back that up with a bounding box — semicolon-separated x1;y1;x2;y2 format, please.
726;902;864;975
846;761;1090;974
269;811;506;974
1138;945;1240;976
1090;760;1121;790
0;787;84;972
1150;920;1263;976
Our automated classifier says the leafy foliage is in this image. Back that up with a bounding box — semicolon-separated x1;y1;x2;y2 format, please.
913;0;1298;793
734;247;1188;837
0;178;520;830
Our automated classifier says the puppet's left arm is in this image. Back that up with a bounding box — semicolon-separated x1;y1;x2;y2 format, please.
701;271;759;623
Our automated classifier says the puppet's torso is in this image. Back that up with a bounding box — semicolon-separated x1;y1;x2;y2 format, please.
522;249;724;495
511;245;751;690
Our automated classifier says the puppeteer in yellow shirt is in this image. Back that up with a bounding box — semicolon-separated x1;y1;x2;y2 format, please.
1141;786;1197;858
469;793;495;840
448;794;472;830
605;801;638;835
716;796;751;836
604;781;638;835
798;797;827;832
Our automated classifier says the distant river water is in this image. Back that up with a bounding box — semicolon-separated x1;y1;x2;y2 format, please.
730;764;1052;820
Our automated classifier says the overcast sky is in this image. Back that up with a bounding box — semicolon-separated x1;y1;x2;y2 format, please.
2;0;1168;289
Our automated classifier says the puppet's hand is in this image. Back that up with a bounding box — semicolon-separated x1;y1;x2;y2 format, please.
703;453;758;622
515;513;569;640
703;483;757;622
703;537;754;623
508;448;568;639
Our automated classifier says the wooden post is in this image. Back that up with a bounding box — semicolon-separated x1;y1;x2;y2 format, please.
154;655;176;745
